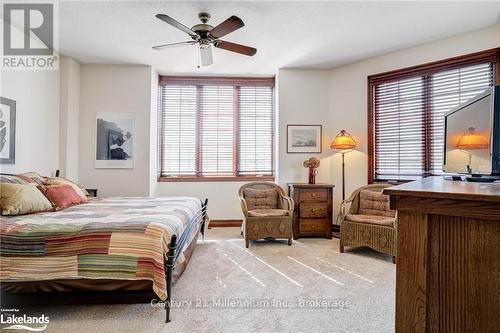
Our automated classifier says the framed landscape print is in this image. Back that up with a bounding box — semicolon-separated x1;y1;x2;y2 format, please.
95;113;134;168
287;125;322;153
0;97;16;164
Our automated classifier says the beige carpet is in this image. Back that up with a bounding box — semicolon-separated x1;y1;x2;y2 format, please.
15;228;395;333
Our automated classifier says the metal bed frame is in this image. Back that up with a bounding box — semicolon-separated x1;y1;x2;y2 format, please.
165;198;208;323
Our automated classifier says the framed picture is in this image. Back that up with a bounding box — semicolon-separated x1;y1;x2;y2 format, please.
0;97;16;164
287;125;322;153
95;113;134;168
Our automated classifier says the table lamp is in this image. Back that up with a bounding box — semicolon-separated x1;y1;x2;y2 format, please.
456;127;489;174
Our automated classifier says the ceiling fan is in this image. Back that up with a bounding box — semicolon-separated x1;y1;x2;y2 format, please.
153;12;257;67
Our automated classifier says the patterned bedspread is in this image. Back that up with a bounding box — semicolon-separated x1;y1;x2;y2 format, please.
0;197;202;300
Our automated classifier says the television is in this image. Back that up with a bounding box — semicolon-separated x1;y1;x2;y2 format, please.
443;85;500;181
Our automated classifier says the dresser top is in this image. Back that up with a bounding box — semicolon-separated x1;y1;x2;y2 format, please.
383;176;500;203
287;183;335;188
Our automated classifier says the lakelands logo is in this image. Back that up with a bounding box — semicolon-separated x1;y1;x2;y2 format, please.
0;313;49;332
2;2;59;70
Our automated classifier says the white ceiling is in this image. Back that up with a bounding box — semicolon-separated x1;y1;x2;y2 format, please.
59;1;500;75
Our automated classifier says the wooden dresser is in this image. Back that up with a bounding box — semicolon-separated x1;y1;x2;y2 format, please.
384;177;500;333
287;183;334;239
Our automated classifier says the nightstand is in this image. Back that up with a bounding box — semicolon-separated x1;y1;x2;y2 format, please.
288;183;334;239
86;189;98;198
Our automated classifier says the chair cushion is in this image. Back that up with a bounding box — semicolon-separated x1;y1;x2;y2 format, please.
345;214;395;227
248;209;289;217
244;188;279;210
358;189;396;217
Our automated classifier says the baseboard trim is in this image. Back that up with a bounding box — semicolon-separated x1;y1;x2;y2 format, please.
209;219;243;228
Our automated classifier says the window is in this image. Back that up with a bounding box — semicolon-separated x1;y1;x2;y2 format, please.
368;48;499;182
158;76;274;181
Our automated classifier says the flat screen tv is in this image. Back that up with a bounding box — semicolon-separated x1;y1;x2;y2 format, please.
443;85;500;180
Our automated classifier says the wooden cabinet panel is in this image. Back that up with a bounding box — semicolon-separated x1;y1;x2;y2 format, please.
300;204;327;218
299;219;327;234
288;183;334;239
300;189;328;202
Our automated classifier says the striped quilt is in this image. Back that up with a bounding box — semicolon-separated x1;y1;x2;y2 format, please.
0;197;202;300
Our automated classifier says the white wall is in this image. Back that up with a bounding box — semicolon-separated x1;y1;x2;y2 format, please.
277;69;334;188
78;65;154;197
328;24;500;218
0;70;60;176
59;56;80;182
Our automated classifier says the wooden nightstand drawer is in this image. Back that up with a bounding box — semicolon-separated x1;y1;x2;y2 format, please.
300;204;327;218
300;189;328;202
299;219;327;234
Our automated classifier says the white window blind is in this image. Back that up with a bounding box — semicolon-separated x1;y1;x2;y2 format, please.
158;77;274;180
371;52;497;182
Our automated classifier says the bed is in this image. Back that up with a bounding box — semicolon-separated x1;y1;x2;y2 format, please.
0;196;208;323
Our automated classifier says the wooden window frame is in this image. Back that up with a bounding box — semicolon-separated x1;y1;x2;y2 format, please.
367;48;500;184
158;76;275;182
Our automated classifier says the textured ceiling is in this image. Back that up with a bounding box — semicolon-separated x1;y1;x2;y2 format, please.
59;1;500;75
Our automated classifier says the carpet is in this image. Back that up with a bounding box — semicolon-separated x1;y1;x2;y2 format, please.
9;227;395;333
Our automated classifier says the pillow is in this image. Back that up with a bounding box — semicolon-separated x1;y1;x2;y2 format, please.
40;185;86;210
16;172;45;186
0;174;28;185
43;177;88;202
358;190;395;217
244;188;279;210
0;183;53;216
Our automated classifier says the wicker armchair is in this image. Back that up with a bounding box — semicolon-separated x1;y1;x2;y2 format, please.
239;182;294;248
338;184;397;263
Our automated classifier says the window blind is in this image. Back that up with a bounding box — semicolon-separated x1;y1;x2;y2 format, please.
370;49;498;182
158;77;274;180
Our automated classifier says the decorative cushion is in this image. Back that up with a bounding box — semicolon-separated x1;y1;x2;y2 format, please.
43;177;88;202
16;172;45;186
0;174;28;185
40;185;86;210
244;188;279;210
358;190;396;217
345;214;395;226
0;183;53;216
248;209;289;217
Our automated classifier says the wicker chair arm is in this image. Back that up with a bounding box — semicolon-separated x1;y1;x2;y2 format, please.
337;198;355;225
239;197;249;217
282;196;294;214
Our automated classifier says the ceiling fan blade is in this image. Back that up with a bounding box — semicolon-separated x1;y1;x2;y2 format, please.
152;41;196;50
215;40;257;56
155;14;199;39
209;16;244;38
200;46;213;66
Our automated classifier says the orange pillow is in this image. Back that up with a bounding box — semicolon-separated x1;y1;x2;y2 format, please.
41;185;85;210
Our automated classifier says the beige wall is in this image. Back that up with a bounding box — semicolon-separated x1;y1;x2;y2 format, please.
59;56;81;182
328;24;500;218
78;64;154;197
0;69;60;176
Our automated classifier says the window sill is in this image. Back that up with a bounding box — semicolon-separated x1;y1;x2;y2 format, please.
158;175;275;183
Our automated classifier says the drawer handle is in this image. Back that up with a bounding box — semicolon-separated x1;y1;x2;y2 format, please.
311;208;317;212
311;193;316;198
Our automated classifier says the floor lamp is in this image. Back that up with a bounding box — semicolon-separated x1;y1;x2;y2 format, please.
330;130;357;201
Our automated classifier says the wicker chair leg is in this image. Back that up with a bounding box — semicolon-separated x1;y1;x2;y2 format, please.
245;240;249;248
288;238;292;246
340;245;344;253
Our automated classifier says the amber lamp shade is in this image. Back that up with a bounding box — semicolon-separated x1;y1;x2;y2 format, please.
456;127;489;150
330;130;357;151
330;130;357;202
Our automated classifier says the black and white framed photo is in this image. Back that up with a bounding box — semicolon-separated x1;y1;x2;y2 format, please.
95;113;134;168
0;97;16;164
287;124;322;153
